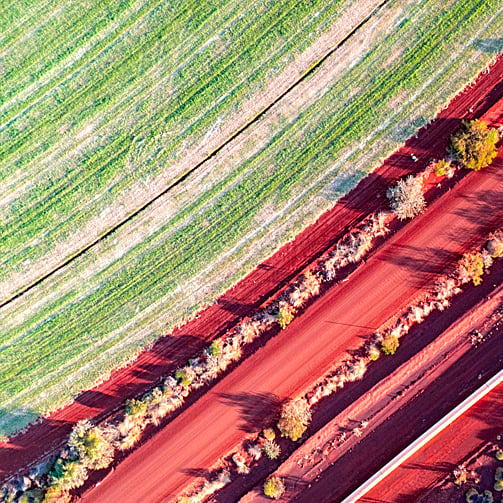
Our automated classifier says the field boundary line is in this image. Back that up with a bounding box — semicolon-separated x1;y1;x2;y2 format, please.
341;369;503;503
0;0;389;310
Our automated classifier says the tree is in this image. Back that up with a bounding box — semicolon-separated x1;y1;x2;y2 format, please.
264;476;285;500
68;420;114;470
277;399;311;441
487;230;503;258
49;458;88;491
43;487;71;503
387;175;426;220
465;488;494;503
434;159;452;177
458;252;485;286
451;119;498;170
381;333;399;355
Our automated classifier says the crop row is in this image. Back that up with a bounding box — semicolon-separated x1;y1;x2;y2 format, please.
0;0;346;298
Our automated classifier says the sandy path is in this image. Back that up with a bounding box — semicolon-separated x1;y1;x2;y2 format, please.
1;55;503;483
79;145;503;502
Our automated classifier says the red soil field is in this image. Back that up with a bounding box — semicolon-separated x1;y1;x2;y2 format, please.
1;56;503;484
79;139;503;502
361;383;503;503
238;277;503;503
291;335;503;503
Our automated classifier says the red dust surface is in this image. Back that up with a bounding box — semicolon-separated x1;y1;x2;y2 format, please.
361;383;503;503
237;271;503;503
1;57;503;483
79;137;503;502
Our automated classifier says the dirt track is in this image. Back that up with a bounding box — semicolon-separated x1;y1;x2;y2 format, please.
1;56;503;483
361;383;503;503
78;138;503;502
237;272;503;503
292;318;503;503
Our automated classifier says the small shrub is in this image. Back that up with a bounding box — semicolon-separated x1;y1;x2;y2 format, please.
494;480;503;492
175;367;195;387
247;444;262;460
263;441;281;460
434;159;452;177
232;453;250;475
458;252;485;286
487;230;503;258
18;489;43;503
42;487;71;503
465;488;494;503
495;449;503;461
49;458;88;491
451;119;498;170
453;465;468;485
277;302;295;329
381;333;400;355
277;399;311;441
207;340;222;357
263;476;285;500
263;428;276;441
387;175;426;220
495;467;503;481
125;398;148;418
368;346;380;361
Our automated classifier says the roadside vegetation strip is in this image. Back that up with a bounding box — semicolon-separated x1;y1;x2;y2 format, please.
1;0;502;437
0;211;391;502
0;0;368;300
179;228;503;503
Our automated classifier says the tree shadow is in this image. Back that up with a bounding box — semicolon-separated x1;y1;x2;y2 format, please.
74;390;114;408
217;297;257;316
475;39;503;54
375;243;458;286
402;461;454;473
219;392;281;433
452;187;503;228
180;467;212;480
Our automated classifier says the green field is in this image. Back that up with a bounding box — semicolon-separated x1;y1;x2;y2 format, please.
1;0;502;435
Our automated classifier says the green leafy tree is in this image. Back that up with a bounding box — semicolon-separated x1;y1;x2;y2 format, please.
50;458;88;491
277;302;295;329
458;252;485;286
451;119;498;170
277;399;311;441
68;419;114;469
264;476;285;500
381;333;399;355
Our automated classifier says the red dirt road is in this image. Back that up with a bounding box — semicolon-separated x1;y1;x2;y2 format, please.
80;143;503;502
361;383;503;503
1;57;503;483
238;279;503;503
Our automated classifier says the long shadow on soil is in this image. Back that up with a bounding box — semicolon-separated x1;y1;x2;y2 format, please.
213;259;503;503
219;392;282;434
